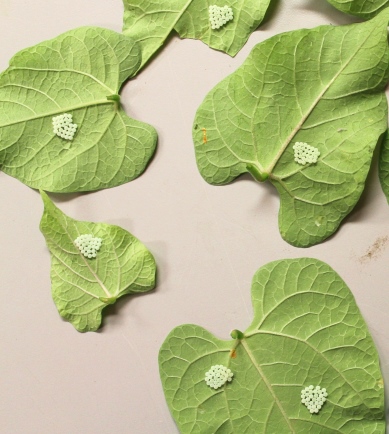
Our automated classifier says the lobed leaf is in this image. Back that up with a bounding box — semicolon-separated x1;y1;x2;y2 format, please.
39;191;156;332
159;258;385;433
122;0;272;71
193;10;389;247
326;0;389;19
0;27;157;193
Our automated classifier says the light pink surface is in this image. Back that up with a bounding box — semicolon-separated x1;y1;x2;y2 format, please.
1;1;388;433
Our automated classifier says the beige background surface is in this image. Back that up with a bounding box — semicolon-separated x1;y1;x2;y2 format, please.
1;0;389;433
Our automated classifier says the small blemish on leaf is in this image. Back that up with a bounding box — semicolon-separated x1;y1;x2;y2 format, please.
230;349;237;359
202;128;207;144
337;128;347;132
315;216;324;227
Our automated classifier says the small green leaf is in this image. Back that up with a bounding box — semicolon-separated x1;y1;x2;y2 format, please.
159;258;385;433
39;191;156;332
0;27;157;193
122;0;272;70
193;10;389;247
327;0;389;18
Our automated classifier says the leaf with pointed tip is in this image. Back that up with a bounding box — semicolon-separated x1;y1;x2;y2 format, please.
159;258;385;433
0;27;157;193
193;10;389;247
122;0;272;71
39;191;156;332
327;0;389;19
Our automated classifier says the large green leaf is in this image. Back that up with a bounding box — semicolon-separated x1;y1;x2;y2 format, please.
0;27;157;193
193;10;389;247
159;258;385;433
326;0;389;18
122;0;272;70
39;191;156;332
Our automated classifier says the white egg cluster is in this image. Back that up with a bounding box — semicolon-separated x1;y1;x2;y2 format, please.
205;365;233;389
209;5;233;30
74;234;102;258
301;385;328;414
293;142;320;165
52;113;78;140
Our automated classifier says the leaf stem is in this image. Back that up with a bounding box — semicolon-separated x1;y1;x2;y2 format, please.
230;329;244;340
99;296;117;304
246;164;268;182
107;94;120;102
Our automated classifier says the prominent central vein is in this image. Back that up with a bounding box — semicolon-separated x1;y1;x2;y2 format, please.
0;99;114;128
241;338;296;433
139;0;194;67
265;29;374;175
63;224;113;299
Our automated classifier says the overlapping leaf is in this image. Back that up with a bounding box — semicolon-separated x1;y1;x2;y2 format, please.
327;0;389;18
40;191;156;332
159;258;385;433
122;0;272;70
0;27;157;193
193;10;389;247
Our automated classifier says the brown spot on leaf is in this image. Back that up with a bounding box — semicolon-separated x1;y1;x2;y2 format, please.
202;128;207;144
230;349;237;359
359;236;388;263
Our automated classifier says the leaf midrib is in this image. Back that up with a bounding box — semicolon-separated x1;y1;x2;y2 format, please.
263;27;374;176
215;26;375;178
137;0;194;68
46;213;114;300
240;338;296;433
9;66;115;94
0;99;114;128
244;329;370;410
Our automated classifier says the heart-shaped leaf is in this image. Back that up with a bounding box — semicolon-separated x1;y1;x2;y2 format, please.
326;0;389;18
39;191;156;332
0;27;157;193
159;258;385;433
122;0;272;71
193;10;389;247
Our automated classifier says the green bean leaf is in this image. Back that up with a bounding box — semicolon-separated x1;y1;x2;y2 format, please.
40;191;156;332
159;258;385;433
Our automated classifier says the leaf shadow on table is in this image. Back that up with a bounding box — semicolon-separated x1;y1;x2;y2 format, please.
41;191;96;204
260;0;281;28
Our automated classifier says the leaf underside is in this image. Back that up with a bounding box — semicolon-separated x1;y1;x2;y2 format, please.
327;0;389;18
193;10;389;247
39;191;156;332
0;27;157;193
122;0;271;70
159;258;385;433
